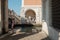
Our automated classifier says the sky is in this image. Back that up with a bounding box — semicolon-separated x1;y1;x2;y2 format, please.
8;0;22;15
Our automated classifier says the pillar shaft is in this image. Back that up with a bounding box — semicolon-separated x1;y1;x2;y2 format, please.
4;0;8;33
0;0;2;34
1;0;8;34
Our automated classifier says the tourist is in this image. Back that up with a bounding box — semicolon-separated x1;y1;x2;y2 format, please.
11;18;15;33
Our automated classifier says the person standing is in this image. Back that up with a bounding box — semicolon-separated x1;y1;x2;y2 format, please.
8;18;12;29
11;18;15;33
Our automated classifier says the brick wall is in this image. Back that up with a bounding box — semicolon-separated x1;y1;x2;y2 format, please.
24;0;42;5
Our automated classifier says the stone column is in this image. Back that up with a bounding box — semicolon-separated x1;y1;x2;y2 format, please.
0;0;2;34
4;0;8;33
42;0;52;35
1;0;8;34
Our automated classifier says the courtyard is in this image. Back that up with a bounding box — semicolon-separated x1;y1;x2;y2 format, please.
0;27;50;40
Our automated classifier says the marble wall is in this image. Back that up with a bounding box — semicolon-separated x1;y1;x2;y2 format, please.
20;7;42;24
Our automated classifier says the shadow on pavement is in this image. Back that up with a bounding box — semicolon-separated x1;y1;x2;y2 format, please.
0;32;38;40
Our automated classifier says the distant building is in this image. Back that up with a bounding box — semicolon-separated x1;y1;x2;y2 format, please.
20;0;42;24
8;9;20;24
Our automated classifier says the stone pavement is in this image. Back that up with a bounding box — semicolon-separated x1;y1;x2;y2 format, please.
0;28;51;40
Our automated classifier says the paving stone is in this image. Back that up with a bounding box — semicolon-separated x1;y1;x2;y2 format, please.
0;27;51;40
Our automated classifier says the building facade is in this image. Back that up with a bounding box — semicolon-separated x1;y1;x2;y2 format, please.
20;0;42;24
8;9;20;25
